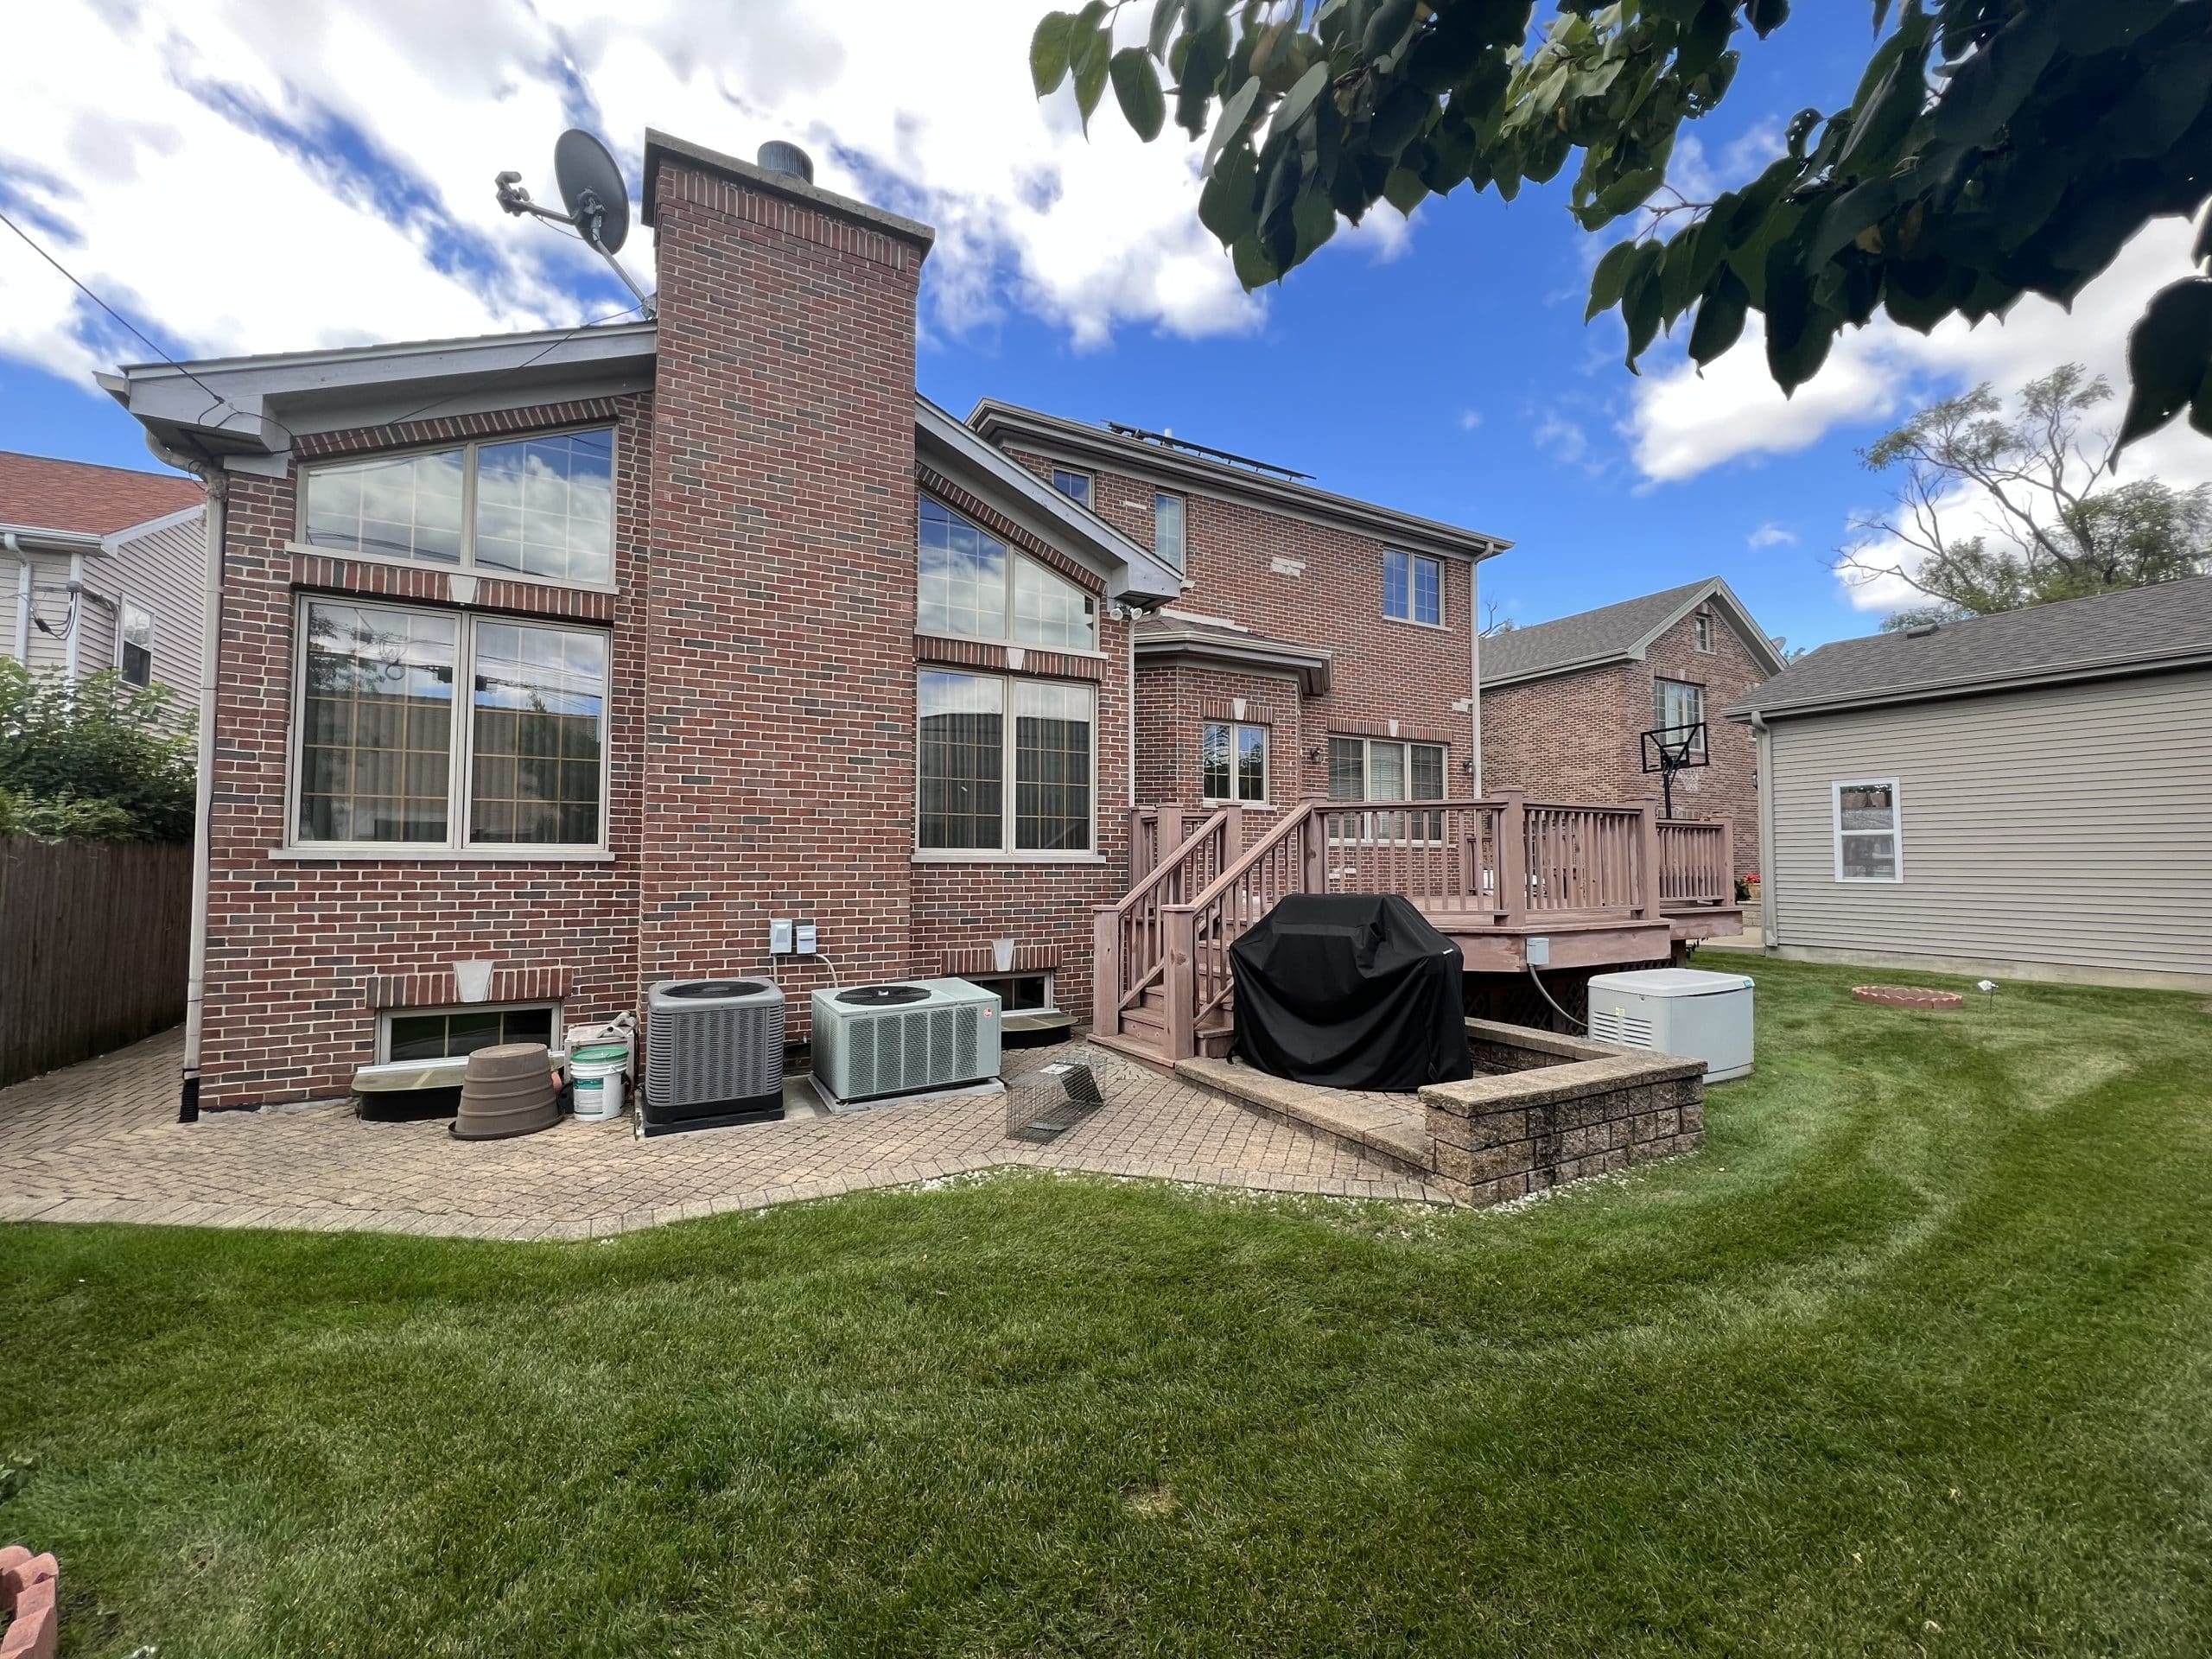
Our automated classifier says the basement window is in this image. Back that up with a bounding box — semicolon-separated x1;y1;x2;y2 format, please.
965;972;1053;1012
379;1002;559;1063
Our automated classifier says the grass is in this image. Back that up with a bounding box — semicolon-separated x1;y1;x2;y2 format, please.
5;958;2212;1656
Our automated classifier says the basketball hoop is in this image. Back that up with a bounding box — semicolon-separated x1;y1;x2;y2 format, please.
1640;722;1708;819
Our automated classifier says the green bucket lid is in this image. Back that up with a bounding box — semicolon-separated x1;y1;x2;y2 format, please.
573;1041;630;1064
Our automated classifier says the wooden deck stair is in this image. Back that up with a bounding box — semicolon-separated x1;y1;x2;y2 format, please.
1093;794;1739;1067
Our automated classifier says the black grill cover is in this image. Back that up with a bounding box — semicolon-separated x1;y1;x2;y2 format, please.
1229;893;1473;1090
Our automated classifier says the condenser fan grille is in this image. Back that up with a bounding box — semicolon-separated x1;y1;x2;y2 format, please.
836;984;931;1007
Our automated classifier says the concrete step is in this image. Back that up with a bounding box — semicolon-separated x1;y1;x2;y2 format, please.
1173;1058;1433;1177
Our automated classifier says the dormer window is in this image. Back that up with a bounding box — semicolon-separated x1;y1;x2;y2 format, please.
918;495;1096;652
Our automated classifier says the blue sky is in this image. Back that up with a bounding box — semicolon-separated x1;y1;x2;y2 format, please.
3;2;2202;653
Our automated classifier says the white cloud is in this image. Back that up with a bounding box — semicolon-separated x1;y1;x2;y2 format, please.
1534;411;1591;467
0;0;1270;387
1459;408;1483;431
1747;522;1796;549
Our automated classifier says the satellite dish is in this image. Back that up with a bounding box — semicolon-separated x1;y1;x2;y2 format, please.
494;130;653;316
553;129;630;255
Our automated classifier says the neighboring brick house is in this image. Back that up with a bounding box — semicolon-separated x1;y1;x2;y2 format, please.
100;128;1516;1113
1479;578;1781;876
1;450;205;694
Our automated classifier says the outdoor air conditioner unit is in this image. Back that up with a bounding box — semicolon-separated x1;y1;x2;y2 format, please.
642;978;786;1135
810;978;1001;1104
1586;968;1755;1082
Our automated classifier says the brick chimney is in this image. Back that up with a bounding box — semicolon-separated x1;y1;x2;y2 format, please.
638;132;936;1022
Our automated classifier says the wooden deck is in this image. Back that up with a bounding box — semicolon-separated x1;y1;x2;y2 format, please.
1096;797;1741;1065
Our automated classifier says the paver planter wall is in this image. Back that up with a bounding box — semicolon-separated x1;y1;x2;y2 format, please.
1421;1020;1705;1206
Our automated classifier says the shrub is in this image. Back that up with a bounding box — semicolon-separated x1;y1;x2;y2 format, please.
0;661;197;842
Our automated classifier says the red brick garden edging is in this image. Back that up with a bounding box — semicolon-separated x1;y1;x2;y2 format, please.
1853;985;1965;1011
0;1547;59;1659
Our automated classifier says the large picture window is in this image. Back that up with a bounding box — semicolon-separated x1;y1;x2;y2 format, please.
1383;549;1442;626
1833;779;1903;882
1328;734;1446;840
1655;677;1707;756
918;496;1096;651
295;598;607;852
1202;721;1267;803
300;427;615;588
918;670;1093;855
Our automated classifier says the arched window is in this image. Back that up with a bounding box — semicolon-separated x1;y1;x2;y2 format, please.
918;495;1096;651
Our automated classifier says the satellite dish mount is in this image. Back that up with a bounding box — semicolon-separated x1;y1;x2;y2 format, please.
496;129;654;317
1639;722;1709;820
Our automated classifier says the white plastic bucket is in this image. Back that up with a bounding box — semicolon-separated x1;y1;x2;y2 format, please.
570;1037;632;1122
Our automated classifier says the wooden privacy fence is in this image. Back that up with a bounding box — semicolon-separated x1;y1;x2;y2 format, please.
0;836;192;1087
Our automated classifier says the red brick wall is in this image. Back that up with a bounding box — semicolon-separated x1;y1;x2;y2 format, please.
1131;661;1306;812
1481;606;1768;874
1005;448;1478;800
197;393;652;1108
639;156;931;1039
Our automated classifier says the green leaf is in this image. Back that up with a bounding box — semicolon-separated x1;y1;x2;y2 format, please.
2190;365;2212;439
1198;143;1260;244
1586;238;1641;321
2118;277;2212;450
1745;0;1790;37
1382;165;1429;216
1204;76;1264;175
1688;266;1751;365
1269;60;1332;145
1622;241;1666;368
1148;0;1185;60
1073;27;1113;129
1362;0;1419;66
1110;48;1168;140
1230;231;1279;290
1030;12;1077;96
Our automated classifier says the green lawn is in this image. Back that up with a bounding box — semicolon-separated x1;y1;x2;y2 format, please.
5;959;2212;1656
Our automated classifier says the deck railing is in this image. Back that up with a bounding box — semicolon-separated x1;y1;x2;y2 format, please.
1656;817;1734;905
1092;806;1241;1040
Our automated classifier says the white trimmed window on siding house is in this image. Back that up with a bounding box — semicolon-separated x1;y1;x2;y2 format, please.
918;495;1097;652
1834;779;1903;882
917;669;1095;857
292;598;608;852
1383;549;1442;626
300;427;616;588
1201;721;1267;803
118;601;154;687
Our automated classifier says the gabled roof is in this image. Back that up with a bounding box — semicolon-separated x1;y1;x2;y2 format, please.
1727;575;2212;721
967;399;1511;565
0;449;201;543
1480;576;1784;688
1134;609;1332;696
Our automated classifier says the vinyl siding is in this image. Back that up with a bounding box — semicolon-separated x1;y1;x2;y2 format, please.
1765;668;2212;977
92;510;206;691
18;550;77;673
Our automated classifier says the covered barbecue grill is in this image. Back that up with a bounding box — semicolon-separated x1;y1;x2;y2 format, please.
1228;893;1474;1090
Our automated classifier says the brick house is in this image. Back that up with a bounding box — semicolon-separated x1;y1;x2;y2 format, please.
1479;579;1781;877
100;128;1549;1112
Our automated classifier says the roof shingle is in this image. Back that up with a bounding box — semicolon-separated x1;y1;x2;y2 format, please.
1480;579;1720;684
0;449;202;538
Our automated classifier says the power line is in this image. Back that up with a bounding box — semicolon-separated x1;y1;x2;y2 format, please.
376;296;650;430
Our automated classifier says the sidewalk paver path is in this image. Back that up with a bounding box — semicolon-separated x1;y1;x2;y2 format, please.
0;1028;1445;1238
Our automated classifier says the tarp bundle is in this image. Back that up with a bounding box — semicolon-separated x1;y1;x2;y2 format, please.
1229;893;1474;1091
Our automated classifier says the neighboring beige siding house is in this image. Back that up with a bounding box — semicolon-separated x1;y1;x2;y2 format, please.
1728;577;2212;990
0;449;206;693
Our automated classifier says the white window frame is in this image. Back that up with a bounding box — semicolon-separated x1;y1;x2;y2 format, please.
1655;677;1707;757
117;599;155;687
1200;720;1268;804
918;495;1100;654
914;670;1101;863
1382;549;1445;628
376;1001;565;1064
291;423;620;595
1154;491;1186;574
1049;467;1094;508
1832;777;1904;884
283;594;613;861
1694;611;1714;653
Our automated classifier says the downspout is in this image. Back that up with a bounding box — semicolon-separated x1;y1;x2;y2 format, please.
1467;559;1484;794
147;435;225;1121
4;533;29;662
1750;710;1777;955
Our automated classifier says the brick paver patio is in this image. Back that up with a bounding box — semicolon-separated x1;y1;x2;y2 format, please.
0;1028;1445;1238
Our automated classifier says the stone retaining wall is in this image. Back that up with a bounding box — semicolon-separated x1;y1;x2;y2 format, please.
1;1547;59;1659
1419;1020;1705;1206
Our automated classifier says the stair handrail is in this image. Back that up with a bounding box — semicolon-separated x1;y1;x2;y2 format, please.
1092;805;1237;1025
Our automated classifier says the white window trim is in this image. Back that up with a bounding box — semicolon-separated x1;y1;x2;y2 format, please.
1327;735;1449;802
1694;611;1714;652
376;1000;565;1064
292;423;620;596
1153;490;1186;575
284;593;613;859
919;496;1099;653
914;669;1102;864
1200;719;1268;805
1382;549;1446;629
1832;777;1904;884
1655;676;1708;757
117;599;154;685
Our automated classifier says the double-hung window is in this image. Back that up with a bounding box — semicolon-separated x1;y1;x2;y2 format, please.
1383;549;1442;626
1655;677;1707;756
1834;779;1903;882
301;428;615;588
294;598;607;851
1202;721;1267;804
118;601;154;687
918;670;1094;855
918;495;1096;651
1154;492;1185;574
